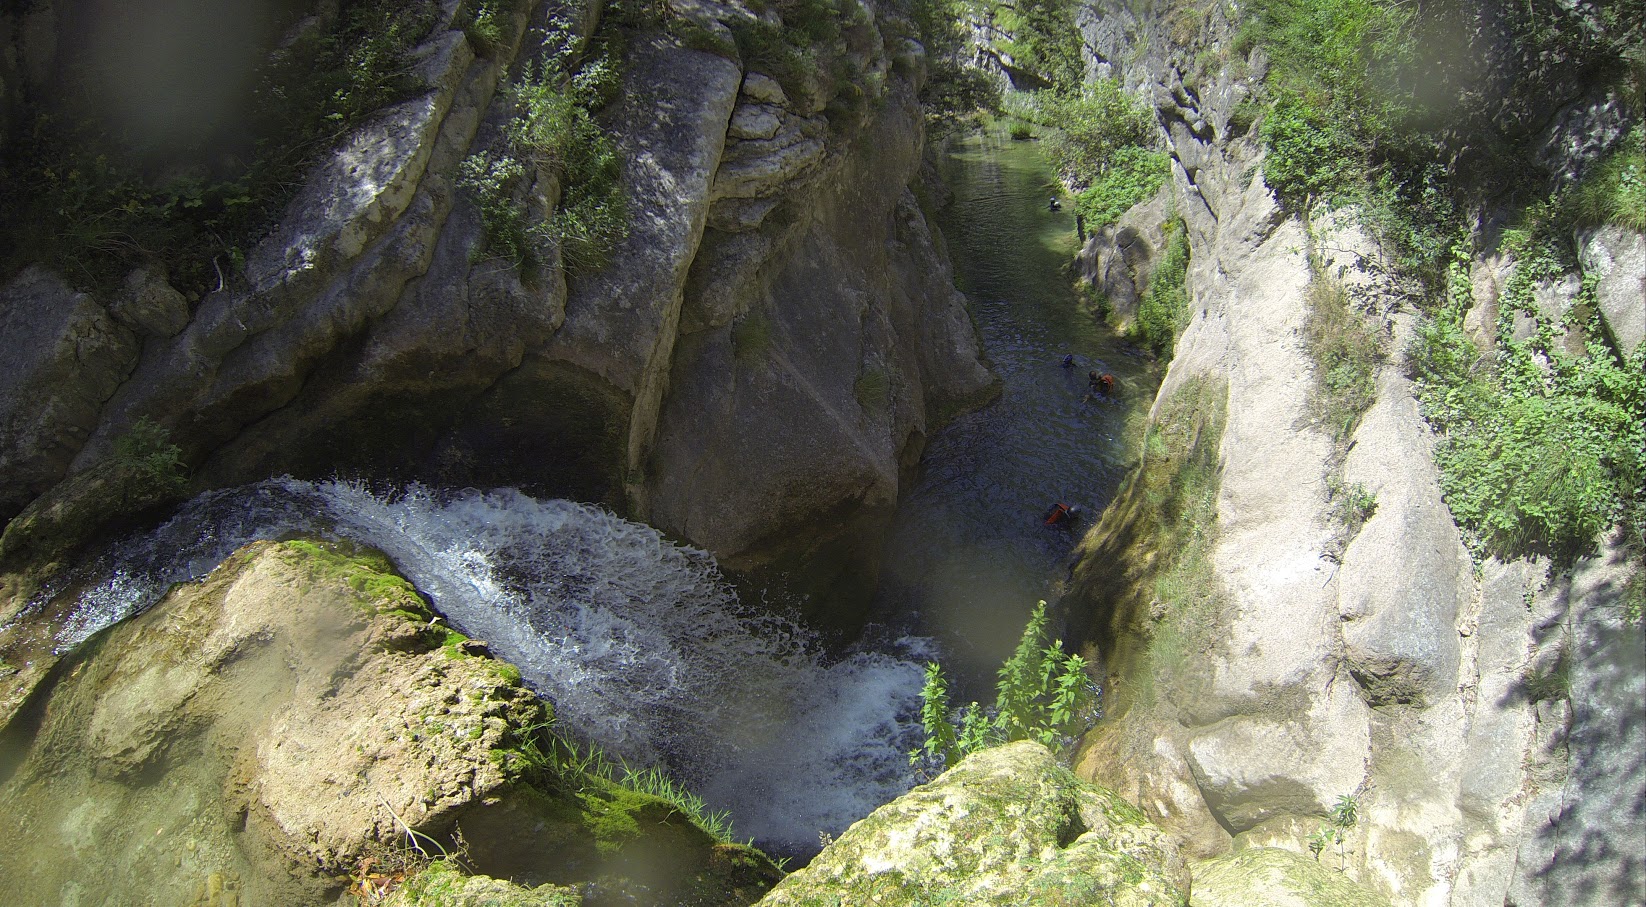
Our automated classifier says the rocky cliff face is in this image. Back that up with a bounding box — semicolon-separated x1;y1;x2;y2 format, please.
1064;3;1644;905
0;0;993;597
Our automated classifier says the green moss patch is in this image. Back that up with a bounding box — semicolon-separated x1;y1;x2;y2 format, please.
1067;377;1229;716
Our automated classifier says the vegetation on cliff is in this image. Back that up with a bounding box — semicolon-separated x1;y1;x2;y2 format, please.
1237;0;1646;564
0;0;444;292
461;13;627;275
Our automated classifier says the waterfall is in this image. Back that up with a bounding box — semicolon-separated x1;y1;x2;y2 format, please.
33;478;926;856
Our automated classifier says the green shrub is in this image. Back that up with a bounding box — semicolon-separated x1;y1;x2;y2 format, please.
1131;218;1191;359
1074;145;1170;232
1257;93;1362;209
461;30;627;274
1410;243;1646;560
1301;273;1385;440
989;0;1083;91
913;601;1096;770
1569;126;1646;233
1040;81;1156;185
111;417;189;500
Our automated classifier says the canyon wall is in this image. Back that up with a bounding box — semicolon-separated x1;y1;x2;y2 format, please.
0;0;994;595
1064;3;1643;905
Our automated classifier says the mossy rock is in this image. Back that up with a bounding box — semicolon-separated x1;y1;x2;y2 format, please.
386;860;581;906
756;741;1187;906
1190;848;1390;907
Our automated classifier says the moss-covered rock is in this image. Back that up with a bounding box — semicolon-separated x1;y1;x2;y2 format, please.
386;860;581;906
1189;848;1390;907
756;740;1187;907
0;539;781;907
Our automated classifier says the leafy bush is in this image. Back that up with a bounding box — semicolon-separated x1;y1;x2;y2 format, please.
461;28;627;274
1131;218;1191;359
913;601;1095;770
1074;145;1170;232
989;0;1084;91
111;417;189;500
1040;81;1157;185
1257;94;1363;209
1569;127;1646;233
1410;243;1646;560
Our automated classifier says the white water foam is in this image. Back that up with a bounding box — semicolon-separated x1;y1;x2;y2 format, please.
38;478;926;854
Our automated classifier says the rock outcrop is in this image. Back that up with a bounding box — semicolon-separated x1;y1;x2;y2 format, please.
1064;2;1645;905
757;740;1189;906
0;540;780;906
1190;848;1391;907
0;0;993;607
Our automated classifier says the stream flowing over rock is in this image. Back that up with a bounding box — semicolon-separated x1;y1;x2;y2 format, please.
0;540;780;906
1062;2;1645;905
0;0;994;600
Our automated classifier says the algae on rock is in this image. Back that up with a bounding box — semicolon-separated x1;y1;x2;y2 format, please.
757;740;1188;907
0;539;780;907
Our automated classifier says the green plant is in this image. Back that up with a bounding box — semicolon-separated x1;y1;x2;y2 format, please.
1308;794;1359;871
1039;81;1156;186
1009;121;1036;141
0;0;440;292
619;765;739;844
1074;146;1170;232
988;0;1083;91
1131;218;1191;359
111;417;189;499
1410;239;1646;561
913;600;1096;770
1327;479;1378;537
854;367;891;411
1569;126;1646;233
461;27;627;274
1301;272;1386;440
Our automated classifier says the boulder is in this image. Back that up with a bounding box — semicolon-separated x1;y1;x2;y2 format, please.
757;741;1188;906
0;265;139;520
108;266;191;337
1577;224;1646;355
1336;334;1471;706
1075;183;1172;327
728;102;784;140
1185;683;1369;834
1190;847;1390;907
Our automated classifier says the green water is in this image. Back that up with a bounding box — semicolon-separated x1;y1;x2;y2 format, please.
872;127;1158;699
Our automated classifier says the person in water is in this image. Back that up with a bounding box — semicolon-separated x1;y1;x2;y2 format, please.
1048;197;1062;211
1043;502;1081;526
1084;371;1117;402
1061;354;1075;368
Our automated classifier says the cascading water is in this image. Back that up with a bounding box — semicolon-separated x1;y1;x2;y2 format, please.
33;478;928;857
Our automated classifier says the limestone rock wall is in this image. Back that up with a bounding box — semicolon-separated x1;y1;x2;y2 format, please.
0;0;992;586
1066;4;1644;906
